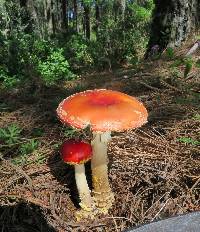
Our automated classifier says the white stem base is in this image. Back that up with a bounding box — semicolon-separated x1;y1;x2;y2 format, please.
75;164;94;212
91;131;114;214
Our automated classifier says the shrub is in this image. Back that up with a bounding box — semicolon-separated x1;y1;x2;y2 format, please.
89;0;154;68
0;68;20;89
37;48;76;86
0;32;76;88
64;35;94;70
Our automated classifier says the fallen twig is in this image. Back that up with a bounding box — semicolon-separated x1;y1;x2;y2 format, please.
151;199;170;221
138;81;162;92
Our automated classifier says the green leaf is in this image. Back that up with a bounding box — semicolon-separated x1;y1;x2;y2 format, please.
178;137;200;146
192;114;200;121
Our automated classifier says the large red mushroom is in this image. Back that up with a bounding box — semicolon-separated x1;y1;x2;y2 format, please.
57;89;148;214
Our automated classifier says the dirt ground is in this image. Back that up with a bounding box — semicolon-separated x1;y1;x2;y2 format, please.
0;47;200;231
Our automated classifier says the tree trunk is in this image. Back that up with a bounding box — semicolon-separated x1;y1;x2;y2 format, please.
84;4;90;40
20;0;27;7
95;2;100;36
19;0;33;33
113;0;126;21
44;0;54;35
73;0;78;32
45;0;67;36
146;0;200;57
61;0;68;32
27;0;42;37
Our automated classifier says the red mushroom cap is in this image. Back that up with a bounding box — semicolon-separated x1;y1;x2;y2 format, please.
60;140;92;165
57;89;148;132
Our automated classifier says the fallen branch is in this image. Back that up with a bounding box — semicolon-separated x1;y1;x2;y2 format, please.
151;199;170;221
186;40;200;56
160;80;183;93
138;81;162;92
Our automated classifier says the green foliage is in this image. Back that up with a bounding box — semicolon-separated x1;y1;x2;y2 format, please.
0;124;22;145
19;139;39;155
11;155;26;165
34;153;47;164
183;57;193;78
94;0;153;66
62;127;80;139
0;68;19;89
170;67;182;79
31;39;77;85
192;114;200;121
1;34;34;76
170;59;183;68
178;137;200;146
82;0;93;6
37;48;76;86
0;33;33;87
0;0;154;86
131;2;153;22
53;143;61;149
0;124;42;165
12;139;40;165
165;47;175;59
143;0;154;10
32;39;53;62
170;57;195;79
0;32;76;88
65;35;94;69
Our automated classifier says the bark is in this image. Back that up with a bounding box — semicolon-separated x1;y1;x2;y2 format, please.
26;0;42;36
84;3;90;40
50;0;69;35
61;0;68;33
113;0;126;21
20;0;33;33
146;0;200;57
43;0;66;36
95;2;100;36
44;0;54;35
73;0;78;32
20;0;27;7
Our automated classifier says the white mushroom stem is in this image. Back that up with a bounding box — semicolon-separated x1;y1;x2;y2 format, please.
91;131;114;212
75;164;93;211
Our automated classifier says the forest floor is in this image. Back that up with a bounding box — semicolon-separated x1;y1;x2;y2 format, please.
0;45;200;232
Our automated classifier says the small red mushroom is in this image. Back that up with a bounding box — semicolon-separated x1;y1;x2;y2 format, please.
57;89;148;214
60;140;95;218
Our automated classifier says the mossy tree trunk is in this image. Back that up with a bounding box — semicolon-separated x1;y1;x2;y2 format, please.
146;0;200;57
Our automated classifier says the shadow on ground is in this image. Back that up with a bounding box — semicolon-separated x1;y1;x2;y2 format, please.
0;202;55;232
47;151;93;209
